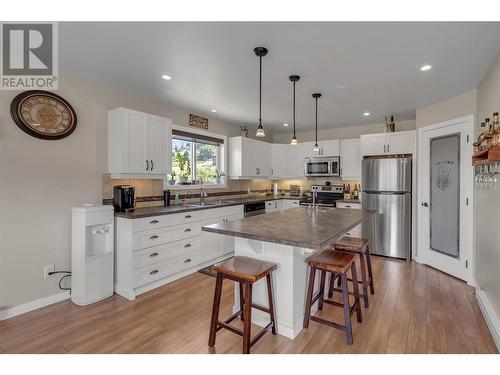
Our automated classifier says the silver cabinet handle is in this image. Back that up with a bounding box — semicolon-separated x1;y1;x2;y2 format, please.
149;270;158;275
150;220;159;224
149;235;159;240
149;252;159;258
422;202;429;207
345;205;351;208
184;215;192;219
271;168;273;175
145;160;149;171
184;228;191;232
387;144;390;153
184;243;191;248
184;258;192;264
150;160;154;171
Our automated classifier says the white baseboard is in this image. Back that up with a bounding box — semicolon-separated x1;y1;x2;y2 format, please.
476;288;500;351
0;291;71;321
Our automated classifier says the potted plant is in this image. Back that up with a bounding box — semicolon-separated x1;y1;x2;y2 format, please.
168;171;176;185
176;151;191;184
215;169;226;184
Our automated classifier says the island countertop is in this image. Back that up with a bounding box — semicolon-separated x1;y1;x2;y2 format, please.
202;206;375;250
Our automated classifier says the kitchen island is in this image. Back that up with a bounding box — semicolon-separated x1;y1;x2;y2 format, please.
202;206;375;339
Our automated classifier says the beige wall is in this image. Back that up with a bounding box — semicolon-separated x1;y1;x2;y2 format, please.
0;75;272;310
272;120;416;144
416;89;477;129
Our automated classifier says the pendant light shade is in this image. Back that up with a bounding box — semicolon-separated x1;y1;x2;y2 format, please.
289;75;300;145
254;47;268;137
312;93;322;151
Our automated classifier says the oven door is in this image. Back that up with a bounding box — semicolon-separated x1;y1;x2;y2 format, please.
305;159;331;176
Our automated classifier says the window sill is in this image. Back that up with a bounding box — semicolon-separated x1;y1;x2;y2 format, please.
162;182;228;190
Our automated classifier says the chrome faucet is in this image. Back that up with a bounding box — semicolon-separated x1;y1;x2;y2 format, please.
184;190;193;205
308;186;319;210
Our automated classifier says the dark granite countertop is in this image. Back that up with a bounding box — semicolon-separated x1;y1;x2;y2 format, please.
202;206;374;250
114;195;303;219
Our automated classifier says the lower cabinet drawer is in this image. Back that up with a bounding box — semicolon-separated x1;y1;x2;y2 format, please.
133;222;201;250
133;237;201;268
133;249;201;288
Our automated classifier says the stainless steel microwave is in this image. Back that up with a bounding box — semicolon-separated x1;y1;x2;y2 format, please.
304;156;340;177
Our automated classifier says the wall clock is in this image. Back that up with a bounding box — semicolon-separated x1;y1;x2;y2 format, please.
10;90;77;140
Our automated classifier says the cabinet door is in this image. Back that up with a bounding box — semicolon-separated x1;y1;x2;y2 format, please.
201;218;224;261
256;141;271;176
124;110;149;173
222;213;244;254
271;144;288;177
287;143;305;177
340;138;361;179
387;130;416;154
240;137;257;177
148;115;171;175
320;139;340;156
303;141;320;158
360;133;387;156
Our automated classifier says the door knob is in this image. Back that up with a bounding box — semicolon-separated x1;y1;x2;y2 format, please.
421;202;429;207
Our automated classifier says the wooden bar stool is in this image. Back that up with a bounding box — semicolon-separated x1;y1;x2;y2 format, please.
303;249;362;345
208;256;277;354
329;237;374;308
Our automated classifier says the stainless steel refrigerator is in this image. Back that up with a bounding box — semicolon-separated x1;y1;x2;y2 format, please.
362;156;412;259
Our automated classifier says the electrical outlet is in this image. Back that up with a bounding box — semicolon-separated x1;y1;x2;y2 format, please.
43;264;54;278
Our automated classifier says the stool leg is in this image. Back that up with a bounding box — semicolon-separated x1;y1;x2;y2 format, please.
366;248;375;295
303;266;316;329
358;252;369;308
341;272;353;345
239;283;245;321
337;272;342;288
208;273;224;347
266;274;277;335
242;282;253;354
317;270;326;311
351;263;362;323
328;272;335;298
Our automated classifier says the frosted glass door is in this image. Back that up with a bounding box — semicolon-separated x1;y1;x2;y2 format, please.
429;134;460;258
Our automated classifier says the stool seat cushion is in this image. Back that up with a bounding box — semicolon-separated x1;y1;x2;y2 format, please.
212;256;277;282
307;249;355;273
333;237;369;252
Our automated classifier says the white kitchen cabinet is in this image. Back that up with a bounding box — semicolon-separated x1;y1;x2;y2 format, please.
223;213;244;254
303;140;339;157
265;200;282;213
287;143;305;177
229;136;271;178
108;108;172;178
201;217;224;261
360;130;415;156
340;138;361;179
271;144;288;177
281;199;300;209
336;201;362;237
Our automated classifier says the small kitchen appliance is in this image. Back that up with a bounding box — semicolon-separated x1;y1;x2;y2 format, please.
113;185;135;212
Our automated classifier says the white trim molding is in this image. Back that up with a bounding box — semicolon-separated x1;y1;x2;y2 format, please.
476;288;500;351
0;291;70;321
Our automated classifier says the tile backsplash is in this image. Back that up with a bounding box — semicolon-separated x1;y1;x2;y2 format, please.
102;174;360;207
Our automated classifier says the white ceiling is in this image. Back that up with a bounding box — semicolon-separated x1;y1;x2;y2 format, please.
59;22;500;133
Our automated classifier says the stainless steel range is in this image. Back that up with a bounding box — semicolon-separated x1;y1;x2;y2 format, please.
299;184;344;207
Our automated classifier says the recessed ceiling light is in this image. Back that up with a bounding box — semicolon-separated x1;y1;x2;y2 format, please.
363;112;370;116
283;123;289;127
211;109;217;113
420;65;432;71
161;74;172;80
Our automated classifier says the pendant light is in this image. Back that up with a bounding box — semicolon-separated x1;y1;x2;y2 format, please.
289;75;300;144
312;93;322;151
254;47;268;137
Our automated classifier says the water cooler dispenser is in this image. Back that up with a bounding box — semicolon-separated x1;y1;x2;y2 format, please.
71;204;114;306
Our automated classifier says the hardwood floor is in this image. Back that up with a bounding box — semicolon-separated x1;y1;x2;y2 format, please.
0;256;497;354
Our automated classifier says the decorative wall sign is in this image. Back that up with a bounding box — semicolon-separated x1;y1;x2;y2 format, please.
189;114;208;129
10;90;77;140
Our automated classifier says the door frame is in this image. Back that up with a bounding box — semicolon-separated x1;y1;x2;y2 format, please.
417;115;474;284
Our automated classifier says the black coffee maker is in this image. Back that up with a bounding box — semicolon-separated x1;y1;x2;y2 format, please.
113;185;135;212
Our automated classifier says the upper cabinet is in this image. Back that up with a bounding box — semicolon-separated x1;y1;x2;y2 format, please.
270;143;288;177
360;130;415;156
108;108;172;178
340;138;361;179
303;139;339;157
287;143;305;177
229;136;271;178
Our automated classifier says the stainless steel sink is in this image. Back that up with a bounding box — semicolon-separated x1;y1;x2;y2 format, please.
186;200;238;207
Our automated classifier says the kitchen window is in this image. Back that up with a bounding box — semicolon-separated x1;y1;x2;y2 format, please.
169;129;225;186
